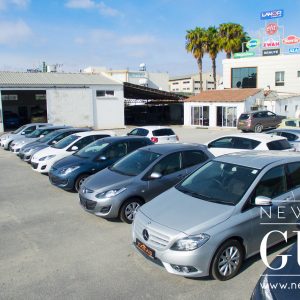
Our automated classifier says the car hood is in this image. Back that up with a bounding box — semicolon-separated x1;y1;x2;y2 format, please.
32;146;64;159
84;168;134;192
53;155;86;169
22;141;43;150
139;187;235;235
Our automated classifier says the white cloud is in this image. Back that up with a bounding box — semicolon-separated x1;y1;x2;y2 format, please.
0;20;32;45
11;0;30;8
65;0;120;17
119;35;156;46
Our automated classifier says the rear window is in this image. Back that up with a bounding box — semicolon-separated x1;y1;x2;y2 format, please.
267;139;292;150
182;150;208;168
239;114;250;120
152;129;175;136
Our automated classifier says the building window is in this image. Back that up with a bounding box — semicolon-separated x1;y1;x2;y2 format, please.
96;90;115;97
296;105;298;111
285;105;288;112
231;67;257;88
275;71;285;86
298;71;300;77
191;106;209;126
1;94;18;100
183;81;190;84
172;82;179;85
216;106;237;127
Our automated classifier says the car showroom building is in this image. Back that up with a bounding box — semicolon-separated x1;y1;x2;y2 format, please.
0;72;125;132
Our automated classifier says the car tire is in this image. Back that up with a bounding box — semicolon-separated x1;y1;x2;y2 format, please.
211;239;244;281
74;174;89;192
7;141;13;151
120;198;143;224
254;124;263;133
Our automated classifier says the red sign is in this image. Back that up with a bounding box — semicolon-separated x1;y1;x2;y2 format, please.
282;35;300;45
263;38;280;48
266;23;278;35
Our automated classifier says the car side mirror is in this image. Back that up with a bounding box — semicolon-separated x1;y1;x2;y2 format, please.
51;140;57;145
21;131;26;135
207;143;212;148
98;156;107;161
255;196;272;206
40;134;45;138
149;172;162;180
71;145;78;151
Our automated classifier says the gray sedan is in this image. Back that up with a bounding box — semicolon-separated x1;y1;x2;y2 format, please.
79;143;213;223
132;151;300;280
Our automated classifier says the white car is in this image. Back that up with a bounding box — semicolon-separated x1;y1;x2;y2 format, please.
0;123;50;150
206;133;294;157
127;126;178;144
30;131;116;173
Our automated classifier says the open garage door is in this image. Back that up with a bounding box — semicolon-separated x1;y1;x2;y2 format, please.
1;90;47;131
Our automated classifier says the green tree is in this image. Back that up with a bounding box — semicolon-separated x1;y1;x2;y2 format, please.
206;26;221;89
186;27;207;92
219;23;250;58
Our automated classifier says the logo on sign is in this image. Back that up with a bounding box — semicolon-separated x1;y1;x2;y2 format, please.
282;35;300;45
246;39;260;49
263;38;280;48
289;48;300;54
266;23;278;35
233;52;255;59
263;49;280;56
260;9;284;20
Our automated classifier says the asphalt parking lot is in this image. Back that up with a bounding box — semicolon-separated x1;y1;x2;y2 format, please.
0;127;292;299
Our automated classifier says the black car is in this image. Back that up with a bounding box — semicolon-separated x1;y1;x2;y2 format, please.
251;242;300;299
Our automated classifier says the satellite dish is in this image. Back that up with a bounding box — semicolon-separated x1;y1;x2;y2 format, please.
139;63;146;71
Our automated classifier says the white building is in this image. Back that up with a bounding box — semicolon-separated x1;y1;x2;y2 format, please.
169;72;220;94
223;54;300;93
0;72;124;132
84;67;169;92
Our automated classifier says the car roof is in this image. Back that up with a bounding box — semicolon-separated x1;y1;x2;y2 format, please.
97;136;152;143
216;151;300;169
47;127;91;134
72;130;116;137
213;133;286;142
132;126;173;131
40;125;71;130
240;110;271;114
139;143;208;155
268;129;300;135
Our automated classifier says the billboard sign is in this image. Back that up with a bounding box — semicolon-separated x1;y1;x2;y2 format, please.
282;35;300;45
289;48;300;54
266;23;278;35
246;39;260;49
234;52;255;59
260;9;284;20
263;38;280;48
263;49;280;56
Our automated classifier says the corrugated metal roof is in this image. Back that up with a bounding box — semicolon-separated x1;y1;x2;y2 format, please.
0;72;121;87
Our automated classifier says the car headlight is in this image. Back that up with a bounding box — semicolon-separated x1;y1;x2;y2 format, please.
58;166;80;175
39;155;56;161
170;234;210;251
96;188;126;199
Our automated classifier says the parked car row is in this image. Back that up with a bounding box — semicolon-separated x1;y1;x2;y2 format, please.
1;123;300;290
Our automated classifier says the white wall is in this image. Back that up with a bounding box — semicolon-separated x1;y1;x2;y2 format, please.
223;54;300;93
47;88;94;127
265;96;300;118
92;85;124;129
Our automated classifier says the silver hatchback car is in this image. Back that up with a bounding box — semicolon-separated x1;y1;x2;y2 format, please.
132;151;300;280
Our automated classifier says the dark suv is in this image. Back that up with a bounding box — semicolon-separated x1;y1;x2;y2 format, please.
237;110;285;133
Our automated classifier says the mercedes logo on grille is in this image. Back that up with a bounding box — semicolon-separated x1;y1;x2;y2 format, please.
142;229;149;241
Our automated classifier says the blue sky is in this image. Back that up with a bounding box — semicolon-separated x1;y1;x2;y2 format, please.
0;0;299;76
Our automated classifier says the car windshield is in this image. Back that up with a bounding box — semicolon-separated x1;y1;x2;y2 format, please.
177;161;259;205
37;130;61;143
110;149;161;176
74;141;110;159
51;134;79;149
26;128;46;138
12;125;27;134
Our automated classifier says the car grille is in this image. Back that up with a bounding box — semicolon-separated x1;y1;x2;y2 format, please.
19;153;25;159
80;196;97;210
135;217;171;250
31;162;38;169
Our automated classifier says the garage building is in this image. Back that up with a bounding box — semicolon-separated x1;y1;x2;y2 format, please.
0;72;124;132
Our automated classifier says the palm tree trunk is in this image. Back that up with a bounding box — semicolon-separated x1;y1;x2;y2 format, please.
197;57;203;92
212;57;216;89
226;52;231;59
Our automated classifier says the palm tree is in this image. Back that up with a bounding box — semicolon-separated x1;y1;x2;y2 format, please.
186;27;207;92
206;26;221;89
219;23;249;58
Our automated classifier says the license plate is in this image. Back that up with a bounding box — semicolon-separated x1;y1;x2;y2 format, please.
136;239;155;259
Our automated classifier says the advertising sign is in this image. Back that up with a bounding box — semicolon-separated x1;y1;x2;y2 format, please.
233;52;255;59
260;9;284;20
289;48;300;54
262;49;280;56
265;23;278;35
263;38;280;48
282;35;300;45
246;39;260;49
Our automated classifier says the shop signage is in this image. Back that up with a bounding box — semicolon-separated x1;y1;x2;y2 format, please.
263;38;280;48
233;52;255;59
246;39;260;49
289;47;300;54
282;35;300;45
266;23;278;35
260;9;284;20
262;49;280;56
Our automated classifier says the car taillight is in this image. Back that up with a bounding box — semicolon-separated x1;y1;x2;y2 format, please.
151;137;158;143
